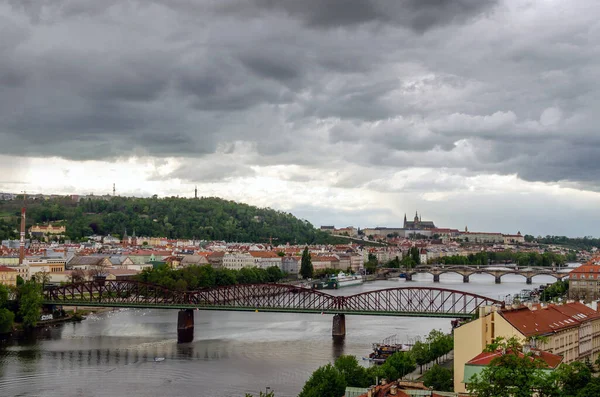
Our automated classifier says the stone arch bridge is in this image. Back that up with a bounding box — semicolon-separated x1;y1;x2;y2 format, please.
382;265;571;284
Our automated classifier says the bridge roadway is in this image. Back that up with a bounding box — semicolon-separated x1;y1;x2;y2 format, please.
381;264;572;284
43;280;504;343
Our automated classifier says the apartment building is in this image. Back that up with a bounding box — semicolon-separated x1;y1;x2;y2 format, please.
249;251;282;269
0;266;17;287
222;252;254;270
454;302;600;393
569;263;600;302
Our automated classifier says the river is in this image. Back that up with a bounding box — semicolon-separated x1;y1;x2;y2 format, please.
0;272;569;397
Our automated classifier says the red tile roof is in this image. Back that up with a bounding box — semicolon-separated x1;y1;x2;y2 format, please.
500;302;599;337
0;266;17;272
467;348;563;369
249;251;280;258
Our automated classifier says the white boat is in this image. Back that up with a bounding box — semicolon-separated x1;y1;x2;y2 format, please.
327;272;364;289
154;357;165;362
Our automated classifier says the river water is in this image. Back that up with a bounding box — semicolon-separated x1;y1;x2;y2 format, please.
0;272;567;397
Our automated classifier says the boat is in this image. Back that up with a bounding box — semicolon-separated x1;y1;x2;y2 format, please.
325;272;364;289
154;357;165;362
364;335;411;364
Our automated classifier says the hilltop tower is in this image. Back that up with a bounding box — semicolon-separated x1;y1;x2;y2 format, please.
195;185;198;199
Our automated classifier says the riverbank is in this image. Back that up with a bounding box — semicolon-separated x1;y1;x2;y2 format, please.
0;306;114;340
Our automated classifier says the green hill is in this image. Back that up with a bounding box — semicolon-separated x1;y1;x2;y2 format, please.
0;196;345;244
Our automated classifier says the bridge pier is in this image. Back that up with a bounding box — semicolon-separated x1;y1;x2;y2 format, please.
463;275;469;283
433;274;440;283
177;309;194;343
526;277;533;285
495;276;502;284
332;314;346;338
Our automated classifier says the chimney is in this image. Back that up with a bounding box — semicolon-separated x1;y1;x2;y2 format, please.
19;207;26;265
389;385;398;395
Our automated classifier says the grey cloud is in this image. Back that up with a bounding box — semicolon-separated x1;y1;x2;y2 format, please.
155;161;256;183
1;0;600;192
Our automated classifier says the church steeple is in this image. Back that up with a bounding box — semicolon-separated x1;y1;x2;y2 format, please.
403;213;407;228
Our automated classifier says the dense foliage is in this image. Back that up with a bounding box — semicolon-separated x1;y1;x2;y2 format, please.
527;235;600;250
0;284;14;333
422;364;453;392
17;281;43;328
467;337;600;397
430;251;569;267
0;196;344;244
540;280;569;302
298;363;347;397
411;329;454;373
137;264;285;290
299;352;416;396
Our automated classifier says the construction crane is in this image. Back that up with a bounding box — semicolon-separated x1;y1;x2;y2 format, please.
261;236;279;247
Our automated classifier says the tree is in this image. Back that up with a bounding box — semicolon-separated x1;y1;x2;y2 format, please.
87;265;107;279
334;355;371;388
552;361;592;396
33;270;51;290
298;363;346;397
385;351;416;378
410;247;421;265
70;268;86;283
300;247;314;279
422;364;453;391
466;337;555;397
411;341;433;374
0;284;9;308
400;255;416;269
0;308;14;333
576;378;600;397
17;281;43;328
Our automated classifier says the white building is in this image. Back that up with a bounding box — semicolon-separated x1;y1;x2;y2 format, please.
222;252;254;270
249;251;282;269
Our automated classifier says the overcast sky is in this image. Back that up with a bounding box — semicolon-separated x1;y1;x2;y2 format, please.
1;0;599;237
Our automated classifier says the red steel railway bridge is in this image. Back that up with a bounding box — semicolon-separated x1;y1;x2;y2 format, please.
43;280;504;343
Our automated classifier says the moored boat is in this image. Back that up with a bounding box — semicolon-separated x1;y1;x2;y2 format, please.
325;272;364;289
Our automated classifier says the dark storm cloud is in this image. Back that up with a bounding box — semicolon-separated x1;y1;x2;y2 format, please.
247;0;499;32
1;0;600;191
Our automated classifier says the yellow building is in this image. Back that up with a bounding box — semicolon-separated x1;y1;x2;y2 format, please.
0;266;18;287
29;225;67;240
454;302;600;393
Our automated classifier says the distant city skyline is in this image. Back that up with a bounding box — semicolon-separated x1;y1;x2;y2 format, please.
1;1;600;238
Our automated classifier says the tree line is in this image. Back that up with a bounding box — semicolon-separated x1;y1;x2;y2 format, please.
136;264;285;291
430;251;570;267
298;329;454;396
0;196;347;244
527;235;600;251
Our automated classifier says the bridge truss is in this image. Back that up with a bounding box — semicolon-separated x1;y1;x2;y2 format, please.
43;281;504;318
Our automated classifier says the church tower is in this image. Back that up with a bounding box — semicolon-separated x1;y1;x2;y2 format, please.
403;213;407;228
414;211;420;228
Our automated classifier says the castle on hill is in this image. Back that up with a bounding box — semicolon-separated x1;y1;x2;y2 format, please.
403;211;436;230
